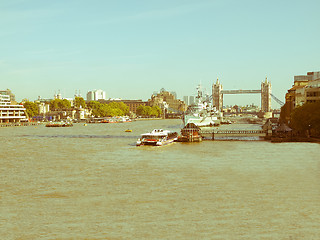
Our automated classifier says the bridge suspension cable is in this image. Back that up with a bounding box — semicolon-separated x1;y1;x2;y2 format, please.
270;94;284;106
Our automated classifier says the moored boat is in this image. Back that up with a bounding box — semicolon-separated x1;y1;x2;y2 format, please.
45;122;73;127
136;129;178;146
182;84;222;127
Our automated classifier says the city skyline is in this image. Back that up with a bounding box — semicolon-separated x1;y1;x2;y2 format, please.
1;0;320;106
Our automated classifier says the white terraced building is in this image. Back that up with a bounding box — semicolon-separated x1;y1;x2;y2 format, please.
0;94;28;123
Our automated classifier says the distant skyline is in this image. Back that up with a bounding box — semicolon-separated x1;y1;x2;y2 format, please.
1;0;320;107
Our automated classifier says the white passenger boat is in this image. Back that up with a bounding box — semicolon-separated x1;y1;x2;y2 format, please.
136;129;178;146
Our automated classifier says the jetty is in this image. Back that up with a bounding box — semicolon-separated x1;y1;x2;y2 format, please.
200;128;267;140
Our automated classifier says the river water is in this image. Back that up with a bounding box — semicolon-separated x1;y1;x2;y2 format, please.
1;119;320;239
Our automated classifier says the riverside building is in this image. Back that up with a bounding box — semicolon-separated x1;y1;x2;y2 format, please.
0;92;28;123
148;89;187;113
283;71;320;122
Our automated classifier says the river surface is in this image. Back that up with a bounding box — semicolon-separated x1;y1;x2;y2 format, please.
1;119;320;239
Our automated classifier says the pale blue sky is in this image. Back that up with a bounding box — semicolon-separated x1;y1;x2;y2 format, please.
1;0;319;107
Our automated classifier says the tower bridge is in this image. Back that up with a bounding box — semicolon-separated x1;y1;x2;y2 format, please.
212;77;272;112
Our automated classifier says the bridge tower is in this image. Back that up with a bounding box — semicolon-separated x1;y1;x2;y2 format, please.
212;78;223;111
261;77;271;112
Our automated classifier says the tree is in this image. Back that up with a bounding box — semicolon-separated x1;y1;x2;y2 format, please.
74;97;86;108
117;102;129;115
136;105;162;117
49;99;59;110
136;105;146;116
49;99;71;111
23;101;39;118
291;102;320;136
87;101;100;110
152;105;162;117
86;101;129;117
62;99;71;109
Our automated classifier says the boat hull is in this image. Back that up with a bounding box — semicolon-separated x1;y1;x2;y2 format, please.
136;138;177;146
136;129;178;146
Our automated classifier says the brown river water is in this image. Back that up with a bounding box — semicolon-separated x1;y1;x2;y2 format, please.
1;119;320;239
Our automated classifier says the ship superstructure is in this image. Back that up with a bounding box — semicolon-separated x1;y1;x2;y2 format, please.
182;84;222;127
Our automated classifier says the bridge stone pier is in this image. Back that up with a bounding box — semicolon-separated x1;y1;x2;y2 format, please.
212;77;271;112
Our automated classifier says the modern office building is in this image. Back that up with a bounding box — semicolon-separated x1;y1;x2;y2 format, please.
0;92;28;123
0;89;16;103
87;90;106;101
189;96;195;105
183;96;189;106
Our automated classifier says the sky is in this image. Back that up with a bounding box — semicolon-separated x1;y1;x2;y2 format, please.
1;0;319;107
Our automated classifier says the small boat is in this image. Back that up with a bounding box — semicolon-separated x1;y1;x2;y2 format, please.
119;117;132;123
136;129;178;146
125;129;132;132
45;122;73;127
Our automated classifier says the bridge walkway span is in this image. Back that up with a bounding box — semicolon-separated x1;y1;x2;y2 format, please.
199;129;266;139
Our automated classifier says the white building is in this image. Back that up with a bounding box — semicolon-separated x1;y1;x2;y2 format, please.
0;94;28;123
87;90;106;101
189;96;195;105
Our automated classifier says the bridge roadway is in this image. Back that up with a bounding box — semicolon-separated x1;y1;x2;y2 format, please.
221;89;261;94
199;128;266;139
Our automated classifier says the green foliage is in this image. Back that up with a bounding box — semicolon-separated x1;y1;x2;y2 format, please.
279;102;290;124
23;101;39;118
136;105;162;117
152;105;162;116
87;101;100;110
136;105;146;116
87;101;129;117
49;99;71;111
291;102;320;135
74;97;86;108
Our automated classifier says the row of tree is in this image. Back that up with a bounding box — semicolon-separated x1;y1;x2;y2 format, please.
49;99;72;110
280;101;320;136
87;101;129;117
136;105;162;117
22;98;163;118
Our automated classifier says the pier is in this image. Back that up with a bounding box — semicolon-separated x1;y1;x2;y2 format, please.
199;128;267;140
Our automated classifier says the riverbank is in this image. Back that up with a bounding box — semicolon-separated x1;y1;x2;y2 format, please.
271;136;320;143
0;122;44;128
133;117;163;121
